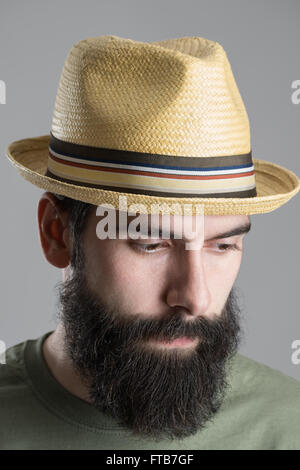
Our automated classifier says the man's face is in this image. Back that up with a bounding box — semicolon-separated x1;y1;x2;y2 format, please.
83;212;249;325
58;211;250;440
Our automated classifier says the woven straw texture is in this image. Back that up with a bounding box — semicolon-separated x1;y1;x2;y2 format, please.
51;35;250;157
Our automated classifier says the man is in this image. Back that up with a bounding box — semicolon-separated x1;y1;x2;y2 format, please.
2;35;300;450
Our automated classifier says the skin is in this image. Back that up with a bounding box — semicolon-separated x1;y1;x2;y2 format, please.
38;191;250;403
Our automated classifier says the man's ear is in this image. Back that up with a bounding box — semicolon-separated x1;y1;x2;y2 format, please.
37;192;72;268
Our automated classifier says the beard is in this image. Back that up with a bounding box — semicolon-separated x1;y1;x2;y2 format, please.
57;251;243;441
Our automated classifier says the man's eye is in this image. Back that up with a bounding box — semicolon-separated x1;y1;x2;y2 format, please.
130;241;239;254
214;243;239;252
131;242;169;254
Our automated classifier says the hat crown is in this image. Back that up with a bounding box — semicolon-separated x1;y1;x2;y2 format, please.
51;35;250;158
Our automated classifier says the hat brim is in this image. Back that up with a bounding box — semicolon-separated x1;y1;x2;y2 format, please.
6;135;300;215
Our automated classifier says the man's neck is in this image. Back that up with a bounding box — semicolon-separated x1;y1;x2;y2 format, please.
42;322;92;403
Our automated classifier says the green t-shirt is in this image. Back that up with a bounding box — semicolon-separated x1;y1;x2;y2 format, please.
0;331;299;450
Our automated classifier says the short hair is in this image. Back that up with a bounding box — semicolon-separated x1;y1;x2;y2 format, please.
51;193;94;268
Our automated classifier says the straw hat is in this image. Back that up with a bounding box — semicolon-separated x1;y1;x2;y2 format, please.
5;35;300;215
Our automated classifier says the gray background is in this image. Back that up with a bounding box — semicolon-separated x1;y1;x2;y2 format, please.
0;0;299;380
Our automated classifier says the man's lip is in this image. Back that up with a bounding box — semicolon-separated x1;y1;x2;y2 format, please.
148;336;199;348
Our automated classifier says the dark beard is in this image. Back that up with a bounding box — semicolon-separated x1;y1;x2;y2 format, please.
57;257;243;441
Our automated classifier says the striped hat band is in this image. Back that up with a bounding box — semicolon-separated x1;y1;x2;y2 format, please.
47;132;257;199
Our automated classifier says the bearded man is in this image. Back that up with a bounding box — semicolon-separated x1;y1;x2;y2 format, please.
2;35;300;450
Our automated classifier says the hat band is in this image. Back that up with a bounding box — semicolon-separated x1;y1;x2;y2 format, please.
46;132;257;198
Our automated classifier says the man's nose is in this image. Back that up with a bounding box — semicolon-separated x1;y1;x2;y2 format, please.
165;248;211;319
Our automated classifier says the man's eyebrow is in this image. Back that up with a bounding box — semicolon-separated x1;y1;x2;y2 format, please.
116;219;251;240
205;222;251;241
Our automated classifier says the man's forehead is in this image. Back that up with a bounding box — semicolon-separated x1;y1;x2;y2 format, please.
113;211;250;239
116;211;249;223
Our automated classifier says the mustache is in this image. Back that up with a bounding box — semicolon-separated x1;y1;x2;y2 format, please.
59;272;241;356
103;309;235;344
